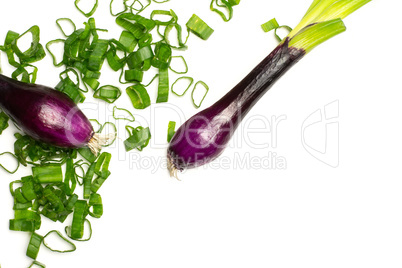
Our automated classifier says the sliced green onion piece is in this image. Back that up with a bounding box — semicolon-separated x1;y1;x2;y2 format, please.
83;163;96;199
156;67;169;103
9;219;35;232
124;126;151;152
228;0;240;5
28;260;46;268
88;193;103;218
88;39;109;71
125;69;144;82
66;218;92;242
11;25;46;64
43;186;65;212
69;200;88;240
171;76;194;96
151;9;178;26
116;13;156;39
261;18;292;42
261;18;280;32
126;84;151;109
169;56;188;74
46;39;65;67
64;158;77;196
94;152;112;178
93;85;122;103
26;232;43;259
186;14;214;40
43;230;76;253
75;0;99;17
119;30;137;52
32;164;63;184
191;81;209;108
127;45;154;69
113;106;135;122
0;152;19;174
210;0;233;22
167;121;176;142
163;23;188;50
56;18;76;37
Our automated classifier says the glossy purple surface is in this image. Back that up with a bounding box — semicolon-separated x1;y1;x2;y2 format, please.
0;74;93;148
168;39;305;171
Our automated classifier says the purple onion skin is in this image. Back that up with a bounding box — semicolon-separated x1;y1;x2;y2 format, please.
168;39;305;172
0;74;93;148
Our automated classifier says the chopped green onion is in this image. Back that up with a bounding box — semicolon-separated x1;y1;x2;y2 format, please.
261;18;292;42
32;164;63;184
69;200;88;240
169;56;188;74
261;18;280;32
124;126;151;152
186;14;214;40
93;85;122;103
28;260;46;268
167;121;176;142
113;106;135;122
125;68;144;82
26;232;43;259
88;39;109;71
43;230;76;253
74;0;99;17
210;0;234;22
56;18;76;37
46;39;66;67
126;84;151;109
191;81;209;108
119;30;137;52
11;25;46;65
0;152;19;174
171;76;194;96
83;163;96;199
88;193;103;218
156;67;169;103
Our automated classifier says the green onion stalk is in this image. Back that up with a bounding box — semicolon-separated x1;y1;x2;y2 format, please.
167;0;371;176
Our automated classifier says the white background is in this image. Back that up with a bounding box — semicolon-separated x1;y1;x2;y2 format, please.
1;0;401;267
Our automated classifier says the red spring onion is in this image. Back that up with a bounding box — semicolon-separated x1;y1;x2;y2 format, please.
167;0;371;177
0;74;113;154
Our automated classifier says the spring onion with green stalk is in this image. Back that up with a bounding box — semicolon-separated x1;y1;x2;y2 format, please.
167;0;371;178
